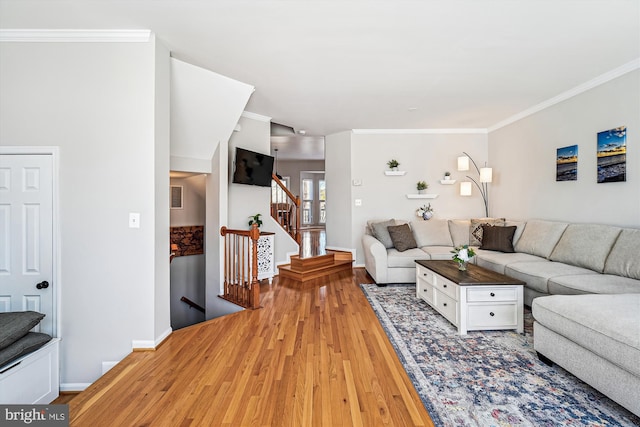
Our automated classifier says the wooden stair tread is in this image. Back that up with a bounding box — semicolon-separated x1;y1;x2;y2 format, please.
278;250;353;283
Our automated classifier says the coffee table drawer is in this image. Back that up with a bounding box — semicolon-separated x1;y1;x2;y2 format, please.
467;304;518;328
416;265;435;286
417;282;434;304
466;287;517;302
434;276;457;300
435;291;457;325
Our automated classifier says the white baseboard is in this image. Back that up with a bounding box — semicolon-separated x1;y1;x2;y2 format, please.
131;327;173;351
60;383;91;392
101;361;120;375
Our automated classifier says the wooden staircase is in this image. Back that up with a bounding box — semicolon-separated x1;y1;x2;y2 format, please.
278;249;353;282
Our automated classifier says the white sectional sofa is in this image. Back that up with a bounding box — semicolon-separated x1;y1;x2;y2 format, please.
361;218;640;416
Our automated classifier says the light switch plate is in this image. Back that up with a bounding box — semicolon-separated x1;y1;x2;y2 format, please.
129;212;140;228
355;199;362;207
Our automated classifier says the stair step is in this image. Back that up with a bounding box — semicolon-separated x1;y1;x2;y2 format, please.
278;250;353;283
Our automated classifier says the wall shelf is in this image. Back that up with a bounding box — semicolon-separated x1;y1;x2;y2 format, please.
406;194;438;199
439;179;456;185
384;170;406;176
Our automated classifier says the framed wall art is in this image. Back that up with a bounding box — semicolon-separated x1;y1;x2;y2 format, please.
597;126;626;183
556;145;578;181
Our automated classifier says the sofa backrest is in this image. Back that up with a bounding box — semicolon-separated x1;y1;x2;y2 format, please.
448;219;471;247
549;223;622;272
411;219;453;247
604;228;640;280
514;220;569;258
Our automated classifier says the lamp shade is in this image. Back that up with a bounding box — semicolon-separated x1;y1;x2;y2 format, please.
480;167;493;183
460;181;472;196
457;156;470;171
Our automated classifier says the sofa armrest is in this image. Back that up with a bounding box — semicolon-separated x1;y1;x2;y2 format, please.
362;234;388;284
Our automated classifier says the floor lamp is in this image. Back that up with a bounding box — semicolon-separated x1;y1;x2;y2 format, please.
458;152;493;217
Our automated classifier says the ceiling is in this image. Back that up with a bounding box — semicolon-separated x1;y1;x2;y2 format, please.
1;1;639;139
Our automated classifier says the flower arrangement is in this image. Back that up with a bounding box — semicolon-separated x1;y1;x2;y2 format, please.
248;213;263;228
416;181;428;191
415;204;434;220
387;159;400;169
451;245;476;270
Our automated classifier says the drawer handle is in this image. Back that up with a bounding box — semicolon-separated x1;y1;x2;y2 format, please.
443;303;447;307
423;289;427;292
443;284;447;288
490;312;495;317
490;292;495;297
423;273;427;276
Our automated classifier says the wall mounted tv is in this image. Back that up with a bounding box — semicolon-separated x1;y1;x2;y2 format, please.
232;147;275;187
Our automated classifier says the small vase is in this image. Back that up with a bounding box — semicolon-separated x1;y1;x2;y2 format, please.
422;211;433;220
457;261;468;271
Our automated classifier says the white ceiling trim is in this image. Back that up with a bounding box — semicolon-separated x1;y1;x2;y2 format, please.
0;29;151;42
241;111;271;122
488;58;640;133
352;128;488;135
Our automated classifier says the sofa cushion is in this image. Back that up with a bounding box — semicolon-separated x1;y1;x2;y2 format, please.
387;224;417;252
370;219;396;249
505;220;526;246
0;311;46;350
469;217;506;246
412;219;453;247
604;228;640;280
422;246;457;261
480;225;516;252
514;220;569;258
387;248;429;268
505;261;593;294
532;294;640;378
475;250;546;274
549;223;621;273
448;219;471;247
548;273;640;295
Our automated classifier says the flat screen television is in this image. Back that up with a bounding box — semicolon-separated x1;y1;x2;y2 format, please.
232;147;274;187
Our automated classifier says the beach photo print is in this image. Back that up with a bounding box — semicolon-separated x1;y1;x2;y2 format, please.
556;145;578;181
597;126;627;183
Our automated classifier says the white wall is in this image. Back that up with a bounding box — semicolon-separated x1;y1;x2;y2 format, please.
228;115;299;264
346;132;489;264
170;175;206;227
325;131;353;250
489;70;640;227
0;37;170;385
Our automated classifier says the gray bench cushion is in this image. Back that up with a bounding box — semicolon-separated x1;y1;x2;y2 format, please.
604;228;640;280
505;261;593;294
514;220;568;258
532;294;640;377
549;224;621;273
548;274;640;295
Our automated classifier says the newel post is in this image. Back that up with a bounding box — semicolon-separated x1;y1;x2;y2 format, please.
249;223;261;309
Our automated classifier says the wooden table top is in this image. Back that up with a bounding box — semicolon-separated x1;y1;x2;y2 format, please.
416;260;525;287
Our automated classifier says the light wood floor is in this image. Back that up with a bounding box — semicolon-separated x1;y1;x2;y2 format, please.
64;269;434;426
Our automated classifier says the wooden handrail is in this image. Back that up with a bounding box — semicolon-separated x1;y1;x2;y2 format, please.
271;173;301;244
219;224;261;309
180;296;205;313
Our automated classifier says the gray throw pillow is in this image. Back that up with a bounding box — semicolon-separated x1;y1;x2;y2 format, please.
0;311;46;350
370;219;396;249
480;225;516;253
387;224;418;252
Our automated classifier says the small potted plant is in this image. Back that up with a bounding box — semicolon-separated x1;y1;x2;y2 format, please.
444;171;451;181
248;213;263;228
416;181;428;193
387;159;400;171
451;245;476;271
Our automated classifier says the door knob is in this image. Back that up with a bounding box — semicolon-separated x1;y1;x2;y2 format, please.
36;281;49;289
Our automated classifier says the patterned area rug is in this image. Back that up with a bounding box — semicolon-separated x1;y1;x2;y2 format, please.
360;284;640;427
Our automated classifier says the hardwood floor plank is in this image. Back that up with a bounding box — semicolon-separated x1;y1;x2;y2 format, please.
67;268;434;426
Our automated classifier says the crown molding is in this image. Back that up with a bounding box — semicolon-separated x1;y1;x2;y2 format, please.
352;128;488;135
488;58;640;133
241;111;272;122
0;29;152;43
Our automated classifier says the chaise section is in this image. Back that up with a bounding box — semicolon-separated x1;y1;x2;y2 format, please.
533;294;640;416
505;261;594;295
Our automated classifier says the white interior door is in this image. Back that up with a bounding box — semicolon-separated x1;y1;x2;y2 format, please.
0;154;54;336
